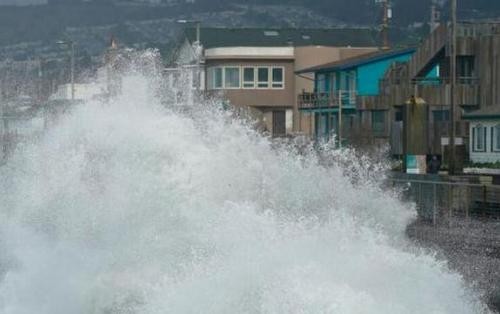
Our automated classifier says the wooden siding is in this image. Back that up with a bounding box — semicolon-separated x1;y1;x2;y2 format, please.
408;24;447;78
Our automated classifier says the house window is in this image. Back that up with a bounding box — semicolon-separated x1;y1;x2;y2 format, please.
472;124;487;152
458;56;475;78
316;73;326;93
224;67;240;88
272;67;284;88
243;67;255;88
372;110;386;135
257;67;269;88
493;124;500;152
208;67;223;89
433;110;450;122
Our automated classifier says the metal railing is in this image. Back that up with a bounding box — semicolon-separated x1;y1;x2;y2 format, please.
389;178;500;224
298;91;356;110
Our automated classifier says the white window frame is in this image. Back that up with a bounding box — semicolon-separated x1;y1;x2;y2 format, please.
242;67;256;89
271;66;285;89
257;67;270;89
208;66;223;90
223;66;241;89
493;124;500;152
473;124;487;152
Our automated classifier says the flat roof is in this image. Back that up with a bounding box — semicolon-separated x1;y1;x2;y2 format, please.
463;106;500;120
184;27;377;49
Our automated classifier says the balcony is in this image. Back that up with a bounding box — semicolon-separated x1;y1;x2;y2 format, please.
411;77;480;108
298;91;357;111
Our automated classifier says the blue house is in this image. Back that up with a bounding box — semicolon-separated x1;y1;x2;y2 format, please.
296;48;415;144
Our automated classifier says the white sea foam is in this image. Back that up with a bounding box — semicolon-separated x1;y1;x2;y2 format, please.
0;53;491;314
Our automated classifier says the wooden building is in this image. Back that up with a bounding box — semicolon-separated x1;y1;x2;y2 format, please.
377;22;500;166
295;48;415;146
168;27;379;137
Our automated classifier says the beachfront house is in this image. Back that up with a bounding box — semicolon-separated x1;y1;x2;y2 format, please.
296;48;415;146
376;22;500;168
167;27;379;137
463;107;500;163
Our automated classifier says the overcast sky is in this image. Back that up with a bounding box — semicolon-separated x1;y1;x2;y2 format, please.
0;0;47;5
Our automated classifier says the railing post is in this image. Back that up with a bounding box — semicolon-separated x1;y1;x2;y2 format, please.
418;182;423;219
448;184;452;227
483;184;487;219
433;183;437;225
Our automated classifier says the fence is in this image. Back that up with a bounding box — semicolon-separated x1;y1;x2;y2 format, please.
389;178;500;224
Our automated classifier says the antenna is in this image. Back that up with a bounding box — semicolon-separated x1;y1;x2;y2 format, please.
375;0;391;49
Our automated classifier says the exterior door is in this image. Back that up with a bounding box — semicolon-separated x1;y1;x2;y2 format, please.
273;110;286;136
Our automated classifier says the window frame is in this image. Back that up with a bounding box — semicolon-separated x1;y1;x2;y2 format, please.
208;66;223;90
271;66;285;89
257;67;270;89
472;124;487;152
223;66;241;89
242;67;256;89
493;124;500;152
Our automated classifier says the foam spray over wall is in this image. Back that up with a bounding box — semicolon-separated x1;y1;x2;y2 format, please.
0;52;491;313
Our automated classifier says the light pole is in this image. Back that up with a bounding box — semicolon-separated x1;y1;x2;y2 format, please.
56;39;76;101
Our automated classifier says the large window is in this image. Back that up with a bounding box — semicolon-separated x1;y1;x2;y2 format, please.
433;110;450;122
208;66;284;90
272;67;284;88
493;124;500;152
257;67;269;88
243;67;255;88
224;67;240;88
208;67;223;89
372;110;386;135
473;124;487;152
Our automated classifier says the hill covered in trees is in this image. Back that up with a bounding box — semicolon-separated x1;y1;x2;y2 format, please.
0;0;499;61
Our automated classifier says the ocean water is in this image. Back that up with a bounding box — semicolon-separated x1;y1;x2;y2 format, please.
0;55;491;314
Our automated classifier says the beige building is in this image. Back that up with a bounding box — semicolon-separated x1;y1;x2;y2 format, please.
170;28;378;136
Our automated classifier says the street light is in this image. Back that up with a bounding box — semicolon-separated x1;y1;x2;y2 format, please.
56;39;76;101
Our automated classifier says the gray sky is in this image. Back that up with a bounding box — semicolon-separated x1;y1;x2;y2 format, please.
0;0;47;5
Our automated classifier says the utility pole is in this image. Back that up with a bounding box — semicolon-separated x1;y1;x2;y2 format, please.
430;0;440;33
449;0;457;175
377;0;391;49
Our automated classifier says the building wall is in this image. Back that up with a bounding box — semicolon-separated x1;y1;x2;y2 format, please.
356;53;413;96
205;59;295;109
476;35;500;110
294;46;377;135
469;120;500;163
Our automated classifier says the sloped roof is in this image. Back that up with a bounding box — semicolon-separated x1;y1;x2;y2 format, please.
184;27;377;49
463;106;500;120
296;47;416;74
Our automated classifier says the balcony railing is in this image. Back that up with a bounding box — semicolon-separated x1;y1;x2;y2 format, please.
411;76;479;85
298;91;356;110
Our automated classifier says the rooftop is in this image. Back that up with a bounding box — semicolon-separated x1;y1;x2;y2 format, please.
463;106;500;120
296;47;416;74
184;27;377;49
